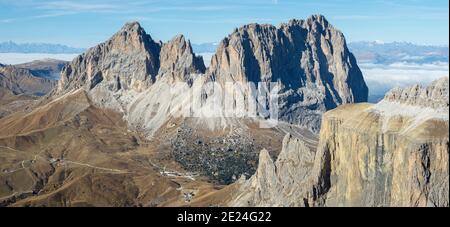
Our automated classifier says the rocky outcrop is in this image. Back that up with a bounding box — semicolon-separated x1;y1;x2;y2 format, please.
229;77;449;207
314;81;449;206
229;134;316;206
0;64;55;96
53;21;207;111
56;22;206;96
383;77;448;110
56;21;161;94
207;15;368;132
158;35;206;83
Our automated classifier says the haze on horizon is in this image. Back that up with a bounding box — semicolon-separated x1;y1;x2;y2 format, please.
0;0;448;48
1;0;448;102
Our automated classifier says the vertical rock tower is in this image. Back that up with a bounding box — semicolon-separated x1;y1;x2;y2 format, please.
207;15;368;132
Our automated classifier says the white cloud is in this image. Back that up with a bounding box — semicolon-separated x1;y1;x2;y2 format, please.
0;53;78;64
360;62;449;96
37;1;118;12
198;52;215;67
0;18;15;23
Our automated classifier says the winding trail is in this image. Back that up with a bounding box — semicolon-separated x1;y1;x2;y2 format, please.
0;145;130;175
1;145;197;179
63;160;130;174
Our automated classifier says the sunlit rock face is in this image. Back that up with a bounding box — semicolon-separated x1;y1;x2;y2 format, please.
57;22;162;95
229;78;449;207
313;77;449;207
158;34;206;83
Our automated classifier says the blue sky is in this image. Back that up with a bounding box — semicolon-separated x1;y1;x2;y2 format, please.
0;0;448;48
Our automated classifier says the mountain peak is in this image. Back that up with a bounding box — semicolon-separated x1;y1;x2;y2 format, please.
56;21;162;95
307;14;328;23
284;15;329;28
120;21;143;32
208;15;368;132
112;21;154;44
169;34;190;51
172;34;186;41
158;34;206;82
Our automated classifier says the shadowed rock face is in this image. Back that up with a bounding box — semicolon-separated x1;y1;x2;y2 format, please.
207;15;368;132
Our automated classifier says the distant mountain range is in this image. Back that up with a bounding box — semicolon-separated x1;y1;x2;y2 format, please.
0;41;85;54
191;41;449;65
190;41;449;104
2;40;448;65
348;41;449;65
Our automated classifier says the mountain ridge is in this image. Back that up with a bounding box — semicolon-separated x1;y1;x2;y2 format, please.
0;41;85;54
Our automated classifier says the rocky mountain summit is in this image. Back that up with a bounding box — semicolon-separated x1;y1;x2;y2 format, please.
56;21;207;95
227;77;449;207
56;21;162;95
158;35;206;83
54;21;205;112
51;15;367;136
207;15;368;132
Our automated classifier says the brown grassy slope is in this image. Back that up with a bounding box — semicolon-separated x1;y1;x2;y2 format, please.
0;90;209;206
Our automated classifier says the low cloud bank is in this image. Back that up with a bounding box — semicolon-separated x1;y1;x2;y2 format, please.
2;52;447;105
360;62;449;102
0;53;79;65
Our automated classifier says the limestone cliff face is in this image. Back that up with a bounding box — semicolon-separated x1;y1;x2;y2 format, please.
229;134;316;207
229;78;449;207
313;77;449;207
207;15;368;132
56;21;161;94
0;64;55;96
